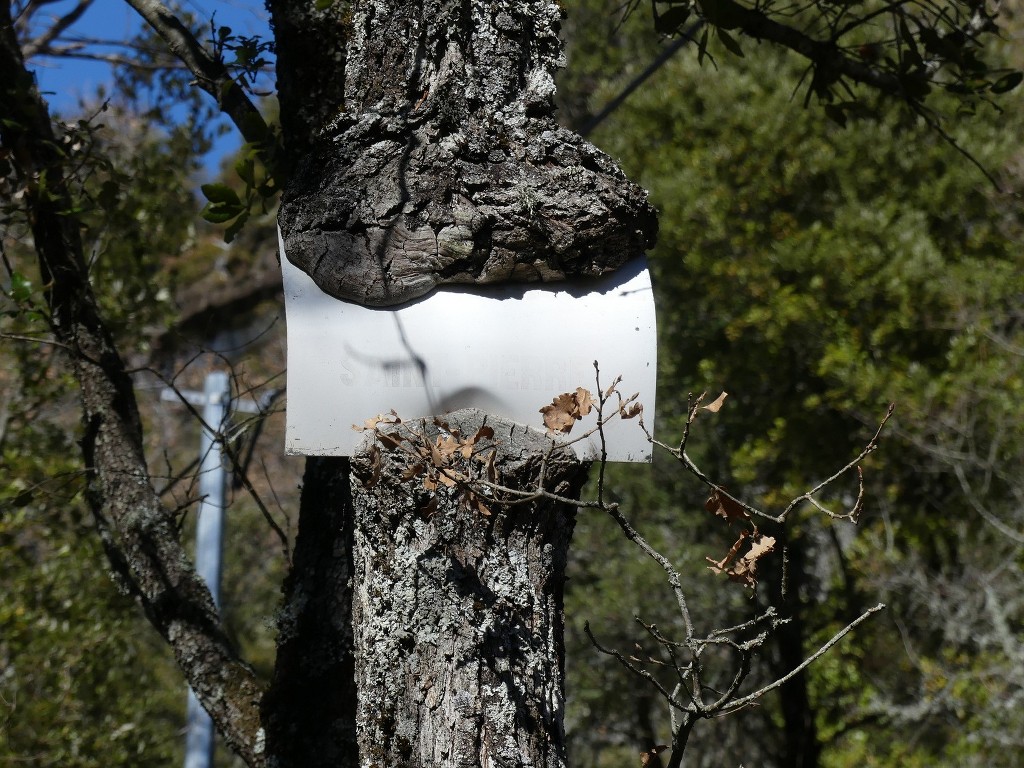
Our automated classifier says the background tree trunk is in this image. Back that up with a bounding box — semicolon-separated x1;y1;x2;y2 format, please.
350;410;589;767
0;7;265;763
261;457;359;767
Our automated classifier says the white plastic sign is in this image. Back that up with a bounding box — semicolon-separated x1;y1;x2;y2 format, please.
280;237;657;461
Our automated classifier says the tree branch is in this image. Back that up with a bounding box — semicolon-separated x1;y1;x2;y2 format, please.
0;8;265;764
718;603;886;715
120;0;272;151
20;0;90;57
699;0;926;98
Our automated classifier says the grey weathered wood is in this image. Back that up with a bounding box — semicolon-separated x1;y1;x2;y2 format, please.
278;0;658;306
351;410;588;767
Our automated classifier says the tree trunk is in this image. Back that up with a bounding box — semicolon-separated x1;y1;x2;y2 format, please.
768;529;822;768
265;2;647;765
277;0;656;306
1;7;265;764
261;457;359;767
350;410;588;767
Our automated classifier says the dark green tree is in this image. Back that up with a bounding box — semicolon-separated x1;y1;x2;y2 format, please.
2;0;1020;766
561;5;1024;764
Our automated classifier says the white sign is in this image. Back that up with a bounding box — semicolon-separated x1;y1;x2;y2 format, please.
280;240;657;461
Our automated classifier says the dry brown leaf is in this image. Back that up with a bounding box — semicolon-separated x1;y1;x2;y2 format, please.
469;492;492;517
540;400;578;433
575;387;594;417
540;388;595;434
418;495;439;518
364;444;382;488
401;463;425;481
640;745;669;766
358;410;402;431
437;435;461;460
705;488;750;524
701;391;729;413
376;431;404;451
454;424;495;459
706;530;747;573
359;415;382;431
482;449;497;483
620;402;643;420
427;442;442;467
745;534;776;562
707;531;776;588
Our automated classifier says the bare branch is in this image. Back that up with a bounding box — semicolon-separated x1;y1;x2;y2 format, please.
719;603;886;714
120;0;272;153
779;403;895;521
584;621;691;712
603;502;696;639
695;0;926;98
644;402;895;524
21;0;91;58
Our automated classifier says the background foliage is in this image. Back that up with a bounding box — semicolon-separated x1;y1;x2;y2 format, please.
560;1;1024;765
2;0;1023;765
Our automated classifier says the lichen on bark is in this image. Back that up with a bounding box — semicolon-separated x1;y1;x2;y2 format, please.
350;410;588;766
278;0;658;306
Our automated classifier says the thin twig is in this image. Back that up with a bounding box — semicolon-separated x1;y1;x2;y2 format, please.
718;603;886;714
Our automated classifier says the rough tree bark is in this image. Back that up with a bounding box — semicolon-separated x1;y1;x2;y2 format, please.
350;410;588;767
277;0;657;306
267;4;653;762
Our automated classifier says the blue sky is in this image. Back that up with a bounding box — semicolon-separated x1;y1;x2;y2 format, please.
25;0;273;176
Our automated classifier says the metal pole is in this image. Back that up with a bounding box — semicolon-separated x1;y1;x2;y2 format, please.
184;371;230;768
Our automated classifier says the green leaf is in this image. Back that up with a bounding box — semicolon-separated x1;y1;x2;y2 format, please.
991;71;1023;94
234;157;256;187
717;28;744;58
201;182;241;206
697;28;710;67
201;203;245;224
223;210;251;243
655;6;691;35
315;0;334;9
8;272;33;303
233;47;253;68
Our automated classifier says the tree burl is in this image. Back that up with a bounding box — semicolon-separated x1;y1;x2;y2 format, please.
278;0;658;307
